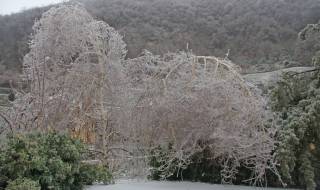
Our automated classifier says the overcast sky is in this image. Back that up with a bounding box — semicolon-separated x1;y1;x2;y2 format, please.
0;0;67;15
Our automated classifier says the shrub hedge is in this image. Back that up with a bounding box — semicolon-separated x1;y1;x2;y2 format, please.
0;132;111;190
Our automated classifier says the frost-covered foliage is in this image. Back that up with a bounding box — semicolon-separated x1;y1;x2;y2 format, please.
271;23;320;190
119;52;279;184
271;71;320;190
3;3;279;185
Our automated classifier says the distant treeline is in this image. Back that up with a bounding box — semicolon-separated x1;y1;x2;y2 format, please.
0;0;319;74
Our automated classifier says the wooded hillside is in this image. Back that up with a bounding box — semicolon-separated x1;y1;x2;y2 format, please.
0;0;319;76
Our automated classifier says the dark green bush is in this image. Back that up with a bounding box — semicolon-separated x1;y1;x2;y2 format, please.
0;132;112;190
5;178;40;190
79;163;112;185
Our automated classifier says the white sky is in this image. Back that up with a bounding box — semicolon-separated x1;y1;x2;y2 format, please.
0;0;67;15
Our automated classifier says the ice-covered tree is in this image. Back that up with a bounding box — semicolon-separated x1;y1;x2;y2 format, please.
121;51;279;184
7;3;128;165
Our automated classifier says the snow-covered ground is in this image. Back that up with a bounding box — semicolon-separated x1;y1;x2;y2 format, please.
87;180;299;190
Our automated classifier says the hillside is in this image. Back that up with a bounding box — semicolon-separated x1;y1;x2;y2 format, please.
0;0;319;79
